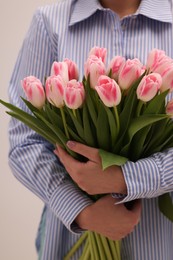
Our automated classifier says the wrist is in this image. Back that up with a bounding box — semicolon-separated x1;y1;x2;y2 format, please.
108;165;127;194
115;166;127;194
75;204;93;230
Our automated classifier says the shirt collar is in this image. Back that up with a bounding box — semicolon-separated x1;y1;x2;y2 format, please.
136;0;172;23
69;0;172;26
69;0;103;26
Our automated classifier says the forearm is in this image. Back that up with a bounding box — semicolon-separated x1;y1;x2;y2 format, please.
9;125;93;233
121;148;173;202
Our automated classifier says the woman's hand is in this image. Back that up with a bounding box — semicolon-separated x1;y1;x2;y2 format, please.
54;141;127;195
75;195;142;240
54;141;141;240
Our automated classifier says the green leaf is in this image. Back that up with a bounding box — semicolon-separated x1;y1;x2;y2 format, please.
34;112;68;146
99;149;128;169
0;99;37;118
34;112;78;158
96;102;110;151
120;114;168;157
119;73;145;129
104;106;118;149
67;127;85;143
82;104;96;147
0;99;61;143
143;90;169;114
6;111;59;145
84;79;98;127
147;132;173;155
158;193;173;222
65;107;85;140
75;108;83;126
44;103;64;129
129;125;151;161
113;78;141;153
143;118;173;156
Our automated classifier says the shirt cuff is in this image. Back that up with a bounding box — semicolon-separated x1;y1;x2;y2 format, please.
120;156;161;202
49;179;93;234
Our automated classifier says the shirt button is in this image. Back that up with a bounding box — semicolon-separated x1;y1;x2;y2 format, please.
121;25;126;30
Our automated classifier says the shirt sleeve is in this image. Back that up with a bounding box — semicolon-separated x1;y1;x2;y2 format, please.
8;8;93;234
119;147;173;203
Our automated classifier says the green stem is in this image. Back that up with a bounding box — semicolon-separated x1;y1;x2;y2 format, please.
60;107;70;139
121;89;126;98
93;232;106;259
100;235;113;260
82;246;90;260
88;232;99;260
72;109;76;117
113;106;120;135
136;100;144;117
79;235;90;260
115;240;121;260
64;232;87;260
88;232;95;260
108;239;121;260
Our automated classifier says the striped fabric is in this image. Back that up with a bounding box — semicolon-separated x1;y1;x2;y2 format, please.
8;0;173;259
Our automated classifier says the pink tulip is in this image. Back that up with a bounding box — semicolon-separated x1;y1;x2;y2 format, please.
64;80;85;109
21;76;45;109
146;48;166;72
160;66;173;93
51;61;69;83
64;58;79;80
45;75;65;108
118;58;143;90
141;65;147;75
95;75;121;107
107;56;126;81
136;73;162;102
152;57;172;75
84;55;106;88
166;99;173;118
88;46;107;64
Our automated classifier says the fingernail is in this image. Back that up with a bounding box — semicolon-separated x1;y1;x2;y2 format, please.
54;149;58;155
67;141;76;149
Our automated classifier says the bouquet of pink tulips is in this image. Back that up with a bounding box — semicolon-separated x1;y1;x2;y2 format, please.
1;46;173;259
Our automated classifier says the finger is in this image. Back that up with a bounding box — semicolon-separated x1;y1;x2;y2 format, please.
54;148;59;157
57;145;82;171
54;144;65;157
66;141;100;162
57;145;73;164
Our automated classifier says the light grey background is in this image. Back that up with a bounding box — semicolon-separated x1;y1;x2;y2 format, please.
0;1;56;259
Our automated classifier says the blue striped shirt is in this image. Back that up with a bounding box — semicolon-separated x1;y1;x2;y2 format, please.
8;0;173;259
